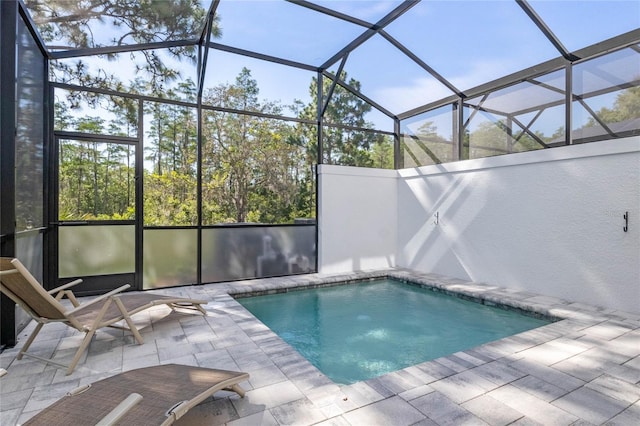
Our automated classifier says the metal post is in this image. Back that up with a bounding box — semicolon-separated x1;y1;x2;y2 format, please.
565;63;573;145
506;116;514;153
45;79;57;292
452;101;460;161
458;97;466;160
197;96;203;285
135;99;144;290
394;118;401;169
317;72;323;164
315;72;323;274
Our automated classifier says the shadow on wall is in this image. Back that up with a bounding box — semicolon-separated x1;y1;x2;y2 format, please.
348;251;396;273
398;147;640;313
401;167;484;281
320;250;396;275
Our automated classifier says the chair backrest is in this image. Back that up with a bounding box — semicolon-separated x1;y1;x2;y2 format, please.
0;258;67;320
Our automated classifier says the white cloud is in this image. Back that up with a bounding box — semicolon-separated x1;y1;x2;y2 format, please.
449;58;522;93
371;57;523;115
373;76;454;114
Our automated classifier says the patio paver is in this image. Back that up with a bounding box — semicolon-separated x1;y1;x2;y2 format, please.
1;268;639;425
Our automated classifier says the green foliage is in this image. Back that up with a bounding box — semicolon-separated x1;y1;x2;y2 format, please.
58;136;135;220
26;0;210;47
142;82;198;225
43;1;394;225
371;137;394;169
200;68;310;224
402;120;453;166
55;67;394;224
37;0;640;229
143;171;197;226
466;119;546;159
585;86;640;127
295;72;394;168
28;0;213;95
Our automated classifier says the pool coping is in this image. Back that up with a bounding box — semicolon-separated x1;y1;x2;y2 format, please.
231;271;562;386
215;268;639;424
225;267;633;325
230;270;563;323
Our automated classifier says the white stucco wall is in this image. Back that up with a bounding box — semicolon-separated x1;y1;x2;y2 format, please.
397;137;640;314
317;137;639;313
318;164;397;274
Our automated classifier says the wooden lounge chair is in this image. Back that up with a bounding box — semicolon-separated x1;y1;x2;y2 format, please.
23;364;250;425
0;257;208;375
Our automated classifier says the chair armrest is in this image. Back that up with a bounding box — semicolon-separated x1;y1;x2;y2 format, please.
50;279;84;306
67;284;131;315
95;393;143;426
48;278;83;295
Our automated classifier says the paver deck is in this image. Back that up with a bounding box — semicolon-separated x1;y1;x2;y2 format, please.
1;268;639;425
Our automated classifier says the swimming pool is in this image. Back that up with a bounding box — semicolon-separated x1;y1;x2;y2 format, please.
238;278;552;384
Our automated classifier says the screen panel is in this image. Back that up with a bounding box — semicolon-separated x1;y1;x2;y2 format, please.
202;225;316;283
15;13;45;231
143;228;197;289
401;105;455;168
58;139;136;221
59;225;135;278
572;46;640;143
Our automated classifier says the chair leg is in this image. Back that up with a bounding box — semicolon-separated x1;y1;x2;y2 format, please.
17;322;44;360
194;303;207;315
113;297;144;344
226;384;246;398
59;290;80;307
66;328;96;375
170;302;207;315
66;298;112;375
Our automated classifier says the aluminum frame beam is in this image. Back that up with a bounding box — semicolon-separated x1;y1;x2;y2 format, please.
321;70;396;119
380;29;463;98
198;10;216;100
516;0;577;61
320;0;418;70
17;0;50;58
50;39;199;59
52;81;318;126
286;0;372;28
398;29;640;121
321;54;349;116
207;42;318;72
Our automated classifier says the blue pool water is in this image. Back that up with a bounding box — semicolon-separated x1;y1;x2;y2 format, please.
238;279;551;384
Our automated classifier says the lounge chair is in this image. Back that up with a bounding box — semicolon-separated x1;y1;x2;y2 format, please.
23;364;250;425
0;257;208;375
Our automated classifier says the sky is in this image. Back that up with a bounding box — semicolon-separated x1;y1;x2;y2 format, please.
45;0;639;135
204;0;640;134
